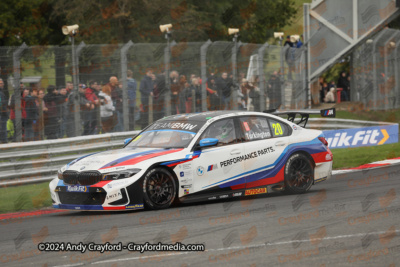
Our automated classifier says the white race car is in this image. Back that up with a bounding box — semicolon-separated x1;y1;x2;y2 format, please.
50;109;334;211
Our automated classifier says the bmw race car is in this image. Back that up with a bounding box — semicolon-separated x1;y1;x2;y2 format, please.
50;109;335;211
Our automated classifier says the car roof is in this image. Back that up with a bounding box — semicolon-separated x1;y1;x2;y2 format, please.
159;111;278;122
159;111;237;122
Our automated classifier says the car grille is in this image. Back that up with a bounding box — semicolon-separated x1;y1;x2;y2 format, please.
63;170;103;186
58;192;106;205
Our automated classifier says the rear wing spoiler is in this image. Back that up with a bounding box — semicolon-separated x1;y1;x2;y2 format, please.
263;108;336;128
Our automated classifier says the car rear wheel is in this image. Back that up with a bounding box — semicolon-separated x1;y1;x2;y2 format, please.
143;167;176;210
284;153;314;194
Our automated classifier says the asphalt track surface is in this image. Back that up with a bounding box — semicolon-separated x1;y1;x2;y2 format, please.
1;165;400;267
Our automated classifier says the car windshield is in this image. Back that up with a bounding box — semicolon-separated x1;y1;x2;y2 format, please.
126;119;205;148
126;130;197;148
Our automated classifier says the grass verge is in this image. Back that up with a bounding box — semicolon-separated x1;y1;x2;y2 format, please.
331;142;400;170
1;141;400;213
0;182;51;214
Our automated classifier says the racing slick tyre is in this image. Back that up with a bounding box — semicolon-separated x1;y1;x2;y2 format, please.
284;153;314;194
143;167;177;210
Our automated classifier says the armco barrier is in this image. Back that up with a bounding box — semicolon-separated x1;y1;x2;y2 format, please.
0;131;139;187
0;119;397;187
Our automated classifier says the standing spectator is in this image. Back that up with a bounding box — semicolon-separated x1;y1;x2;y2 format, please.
216;72;232;110
190;77;202;112
178;75;187;114
35;89;47;140
9;85;28;141
0;79;8;143
320;82;329;103
104;77;122;132
58;87;68;138
43;85;60;139
207;77;219;111
66;82;73;95
324;87;336;103
284;35;293;47
296;35;303;48
139;69;154;128
182;81;193;113
247;75;260;111
239;78;250;110
65;84;90;137
189;74;196;84
79;84;92;135
337;72;350;102
85;81;100;135
24;89;39;141
126;70;137;130
170;70;180;115
329;81;337;91
268;71;282;109
99;85;116;133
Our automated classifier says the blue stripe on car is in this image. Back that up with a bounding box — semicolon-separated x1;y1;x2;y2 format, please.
203;138;325;189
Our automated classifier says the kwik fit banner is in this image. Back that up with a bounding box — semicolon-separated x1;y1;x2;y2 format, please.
322;125;399;149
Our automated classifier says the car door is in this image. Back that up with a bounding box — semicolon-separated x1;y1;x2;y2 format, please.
190;118;246;197
237;116;291;189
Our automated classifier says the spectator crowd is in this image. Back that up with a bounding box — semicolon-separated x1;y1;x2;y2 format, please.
319;71;351;104
0;68;285;144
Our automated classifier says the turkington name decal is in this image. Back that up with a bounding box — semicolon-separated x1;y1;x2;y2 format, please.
220;147;275;167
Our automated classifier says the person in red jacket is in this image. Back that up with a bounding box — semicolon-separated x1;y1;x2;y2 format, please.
9;84;28;141
84;81;99;135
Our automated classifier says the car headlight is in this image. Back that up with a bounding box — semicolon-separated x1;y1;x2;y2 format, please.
58;169;63;180
102;168;141;180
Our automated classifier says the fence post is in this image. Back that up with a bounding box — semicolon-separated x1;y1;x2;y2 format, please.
371;32;386;110
149;95;153;124
164;41;177;116
258;42;269;111
231;89;238;110
121;40;134;131
192;89;196;112
13;42;28;142
72;41;85;137
395;41;400;109
38;97;44;140
200;40;212;112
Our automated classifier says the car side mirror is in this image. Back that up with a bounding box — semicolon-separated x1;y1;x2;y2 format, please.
199;138;218;148
124;137;133;146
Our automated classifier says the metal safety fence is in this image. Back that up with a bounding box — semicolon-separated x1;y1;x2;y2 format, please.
0;41;308;144
352;28;400;110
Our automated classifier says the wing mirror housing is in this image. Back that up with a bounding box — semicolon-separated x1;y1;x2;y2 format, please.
124;138;133;146
199;138;219;148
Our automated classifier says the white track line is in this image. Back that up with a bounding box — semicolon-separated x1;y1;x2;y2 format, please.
82;229;400;265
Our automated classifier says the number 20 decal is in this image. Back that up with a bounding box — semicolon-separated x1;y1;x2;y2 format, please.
272;123;283;136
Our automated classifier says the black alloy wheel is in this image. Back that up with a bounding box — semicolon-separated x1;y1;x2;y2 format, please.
284;153;314;194
143;167;177;209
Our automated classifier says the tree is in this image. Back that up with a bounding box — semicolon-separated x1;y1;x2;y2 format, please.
0;0;67;94
50;0;297;44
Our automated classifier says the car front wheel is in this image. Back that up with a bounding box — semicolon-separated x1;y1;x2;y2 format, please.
284;153;314;194
143;167;177;209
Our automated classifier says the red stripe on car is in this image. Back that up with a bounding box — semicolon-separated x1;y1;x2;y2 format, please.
100;149;183;170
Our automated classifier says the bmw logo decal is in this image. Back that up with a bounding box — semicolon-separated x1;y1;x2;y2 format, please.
197;166;204;176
